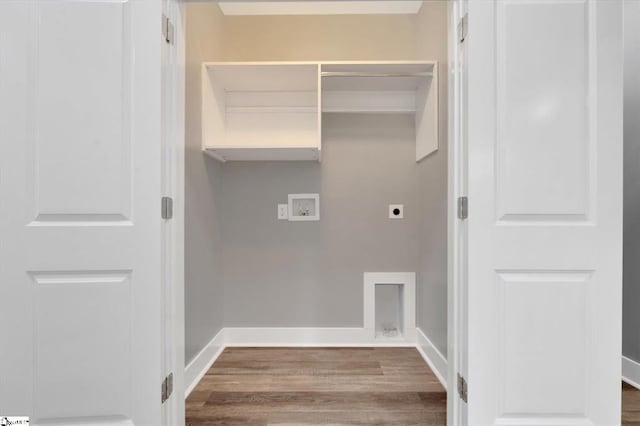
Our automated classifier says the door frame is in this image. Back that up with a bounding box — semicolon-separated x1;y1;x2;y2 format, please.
163;1;186;425
167;2;466;426
447;1;467;425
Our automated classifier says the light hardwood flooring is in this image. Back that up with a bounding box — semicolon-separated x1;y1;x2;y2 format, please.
624;382;640;426
186;347;446;425
186;347;640;425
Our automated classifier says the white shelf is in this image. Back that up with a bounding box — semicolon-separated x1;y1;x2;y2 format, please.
204;146;320;162
202;61;438;162
202;62;321;162
225;106;317;114
321;63;438;161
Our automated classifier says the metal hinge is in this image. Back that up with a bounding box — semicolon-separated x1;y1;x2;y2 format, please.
457;373;468;403
161;372;173;404
161;196;173;220
458;13;468;43
162;14;174;45
457;196;468;220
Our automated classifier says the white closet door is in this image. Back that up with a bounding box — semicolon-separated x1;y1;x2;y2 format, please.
465;1;623;425
0;1;164;425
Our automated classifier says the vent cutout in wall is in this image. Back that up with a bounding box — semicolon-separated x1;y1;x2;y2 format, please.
364;272;416;342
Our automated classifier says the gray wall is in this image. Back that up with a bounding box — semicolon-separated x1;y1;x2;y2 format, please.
623;0;640;363
221;114;424;326
416;128;448;357
415;1;449;358
184;3;225;365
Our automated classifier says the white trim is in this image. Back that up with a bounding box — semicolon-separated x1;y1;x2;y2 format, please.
363;272;417;342
447;1;466;425
416;328;448;390
218;1;423;16
184;329;226;398
224;327;417;347
622;355;640;390
167;2;186;425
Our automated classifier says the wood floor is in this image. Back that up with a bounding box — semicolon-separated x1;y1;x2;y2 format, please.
624;382;640;426
186;347;640;426
186;347;446;425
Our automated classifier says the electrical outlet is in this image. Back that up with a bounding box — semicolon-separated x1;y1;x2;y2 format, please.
277;204;289;220
389;204;404;219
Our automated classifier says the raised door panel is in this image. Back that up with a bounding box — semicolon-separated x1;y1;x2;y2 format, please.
496;1;593;223
30;1;132;222
498;271;591;417
32;2;132;223
32;271;133;421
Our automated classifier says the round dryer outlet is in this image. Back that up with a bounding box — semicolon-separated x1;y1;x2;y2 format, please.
389;204;404;219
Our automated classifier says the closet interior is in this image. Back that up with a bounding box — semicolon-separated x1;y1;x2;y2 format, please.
184;0;449;392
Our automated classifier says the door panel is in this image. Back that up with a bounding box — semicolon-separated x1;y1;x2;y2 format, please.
466;1;622;425
34;2;132;221
498;270;590;415
32;271;132;420
497;1;592;222
0;1;163;425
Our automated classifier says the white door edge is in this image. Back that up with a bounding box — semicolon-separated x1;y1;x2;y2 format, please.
447;0;468;425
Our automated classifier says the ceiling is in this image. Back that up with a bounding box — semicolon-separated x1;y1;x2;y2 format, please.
217;1;424;16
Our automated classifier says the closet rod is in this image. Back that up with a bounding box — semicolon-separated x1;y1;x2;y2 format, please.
321;71;432;78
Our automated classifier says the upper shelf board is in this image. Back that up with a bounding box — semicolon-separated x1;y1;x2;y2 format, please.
321;62;434;74
204;146;320;162
321;63;435;91
205;63;318;92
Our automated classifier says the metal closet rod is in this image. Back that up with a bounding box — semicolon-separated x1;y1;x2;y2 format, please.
320;71;432;78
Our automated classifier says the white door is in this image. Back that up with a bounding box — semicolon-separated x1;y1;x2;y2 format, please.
0;1;165;425
465;1;623;425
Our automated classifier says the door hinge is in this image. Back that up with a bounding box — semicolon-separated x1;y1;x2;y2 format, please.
457;196;468;220
458;13;468;43
161;372;173;404
457;373;468;403
162;14;174;45
161;196;173;220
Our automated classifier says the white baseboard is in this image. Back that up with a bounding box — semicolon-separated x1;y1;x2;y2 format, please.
224;327;417;347
623;355;640;390
416;327;448;390
184;328;225;398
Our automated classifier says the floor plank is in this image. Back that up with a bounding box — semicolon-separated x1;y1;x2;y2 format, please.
186;347;446;426
624;382;640;426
